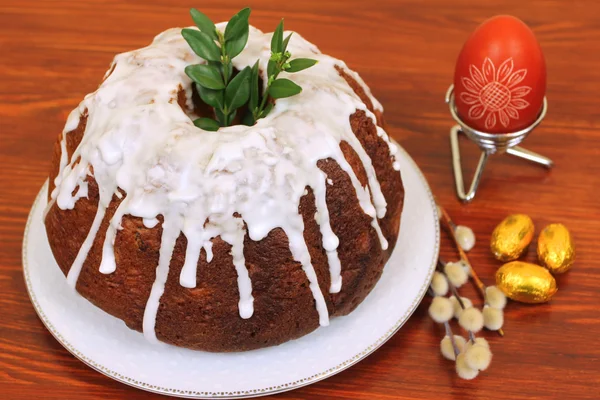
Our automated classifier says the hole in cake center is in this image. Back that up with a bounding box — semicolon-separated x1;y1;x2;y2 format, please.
179;67;266;129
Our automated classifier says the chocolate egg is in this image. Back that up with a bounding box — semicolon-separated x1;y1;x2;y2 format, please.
538;223;575;274
454;15;546;133
496;261;557;303
490;214;535;261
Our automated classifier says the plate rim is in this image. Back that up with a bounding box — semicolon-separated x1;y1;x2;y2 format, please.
22;145;439;399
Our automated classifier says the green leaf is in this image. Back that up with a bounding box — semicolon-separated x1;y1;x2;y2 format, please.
197;84;223;109
225;66;251;110
249;61;260;111
271;19;284;53
215;108;227;126
190;8;217;40
224;8;250;58
182;29;221;61
269;78;302;99
224;8;251;41
216;109;237;126
267;59;277;77
286;58;318;73
185;64;225;90
282;32;293;52
242;111;255;126
260;102;274;118
225;29;249;59
194;118;220;131
229;109;238;125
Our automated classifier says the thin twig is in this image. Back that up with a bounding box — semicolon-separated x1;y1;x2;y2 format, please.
444;321;460;357
438;205;487;296
468;331;477;343
437;259;481;343
429;287;460;357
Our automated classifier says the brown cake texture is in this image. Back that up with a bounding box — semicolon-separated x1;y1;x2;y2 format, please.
44;40;404;353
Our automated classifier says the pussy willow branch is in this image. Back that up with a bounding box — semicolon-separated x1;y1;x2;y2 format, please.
438;259;479;342
448;285;476;342
437;204;505;337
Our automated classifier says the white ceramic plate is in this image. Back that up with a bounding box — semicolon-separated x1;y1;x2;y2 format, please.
23;145;439;399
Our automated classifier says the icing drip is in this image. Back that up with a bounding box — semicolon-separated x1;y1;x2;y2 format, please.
376;126;401;171
50;23;399;341
179;229;204;289
179;216;218;289
143;217;159;228
342;116;387;219
66;203;107;287
143;211;181;343
45;105;86;221
313;171;342;293
329;140;388;250
284;219;330;326
337;63;384;112
49;108;82;201
220;218;254;319
99;197;130;274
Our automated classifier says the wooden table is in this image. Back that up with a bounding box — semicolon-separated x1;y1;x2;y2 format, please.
1;0;599;398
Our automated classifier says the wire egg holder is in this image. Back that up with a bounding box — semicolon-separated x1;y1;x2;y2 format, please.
446;85;553;202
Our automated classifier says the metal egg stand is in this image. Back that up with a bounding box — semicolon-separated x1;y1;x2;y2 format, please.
445;85;553;202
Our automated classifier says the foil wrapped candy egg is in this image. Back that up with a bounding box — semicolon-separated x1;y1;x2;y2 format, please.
538;223;575;274
490;214;535;261
496;261;557;303
454;15;546;133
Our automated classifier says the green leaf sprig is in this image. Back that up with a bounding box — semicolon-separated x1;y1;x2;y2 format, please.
182;9;317;130
183;8;252;131
245;19;317;125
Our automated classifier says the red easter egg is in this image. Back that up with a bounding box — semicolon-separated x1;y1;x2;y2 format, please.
453;15;546;133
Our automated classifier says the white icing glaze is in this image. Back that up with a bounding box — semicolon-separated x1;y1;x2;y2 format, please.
50;23;399;342
143;217;159;228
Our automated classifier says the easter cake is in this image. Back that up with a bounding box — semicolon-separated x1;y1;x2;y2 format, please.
44;9;404;352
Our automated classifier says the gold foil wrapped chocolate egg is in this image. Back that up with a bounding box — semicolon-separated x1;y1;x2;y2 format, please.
538;223;575;274
495;261;557;303
490;214;535;261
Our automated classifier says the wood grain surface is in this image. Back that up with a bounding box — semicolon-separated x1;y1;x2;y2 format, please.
1;0;599;399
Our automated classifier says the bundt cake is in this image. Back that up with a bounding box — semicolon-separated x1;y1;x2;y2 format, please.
44;21;404;352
